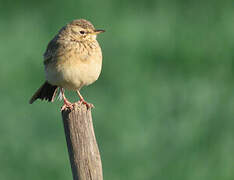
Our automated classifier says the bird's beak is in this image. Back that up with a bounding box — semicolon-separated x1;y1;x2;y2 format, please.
93;29;105;34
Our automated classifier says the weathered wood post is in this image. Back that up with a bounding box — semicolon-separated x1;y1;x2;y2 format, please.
61;103;103;180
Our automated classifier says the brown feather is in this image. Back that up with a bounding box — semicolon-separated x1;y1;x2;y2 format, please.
29;81;58;104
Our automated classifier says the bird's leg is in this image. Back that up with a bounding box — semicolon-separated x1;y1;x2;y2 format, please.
76;90;94;109
60;88;74;111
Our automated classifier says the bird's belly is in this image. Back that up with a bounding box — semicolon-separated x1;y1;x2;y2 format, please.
45;59;102;90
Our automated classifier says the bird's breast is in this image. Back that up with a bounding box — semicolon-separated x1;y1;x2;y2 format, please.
45;43;102;90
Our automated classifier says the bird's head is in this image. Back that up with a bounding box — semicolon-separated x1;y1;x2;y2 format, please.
64;19;105;42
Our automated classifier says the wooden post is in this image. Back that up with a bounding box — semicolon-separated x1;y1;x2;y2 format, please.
61;103;103;180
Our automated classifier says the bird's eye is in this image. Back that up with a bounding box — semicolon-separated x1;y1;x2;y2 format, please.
79;31;85;34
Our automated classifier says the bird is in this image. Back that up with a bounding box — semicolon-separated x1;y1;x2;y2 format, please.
29;19;105;110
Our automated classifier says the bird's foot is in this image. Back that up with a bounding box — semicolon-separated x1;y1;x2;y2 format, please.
78;99;94;109
61;100;74;111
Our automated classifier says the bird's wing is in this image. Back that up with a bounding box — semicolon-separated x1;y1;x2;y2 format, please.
43;35;62;65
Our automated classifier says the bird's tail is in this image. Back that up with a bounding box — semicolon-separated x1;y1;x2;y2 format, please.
29;81;58;104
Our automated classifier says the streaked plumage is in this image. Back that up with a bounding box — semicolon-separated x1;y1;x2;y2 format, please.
29;19;105;109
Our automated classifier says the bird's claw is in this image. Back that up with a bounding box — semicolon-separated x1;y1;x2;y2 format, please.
78;99;94;109
61;102;74;111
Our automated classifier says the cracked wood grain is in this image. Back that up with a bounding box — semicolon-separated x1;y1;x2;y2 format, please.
61;103;103;180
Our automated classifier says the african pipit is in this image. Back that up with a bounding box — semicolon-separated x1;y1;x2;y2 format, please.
29;19;105;110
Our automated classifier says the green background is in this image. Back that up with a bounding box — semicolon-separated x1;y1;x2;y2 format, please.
0;0;234;179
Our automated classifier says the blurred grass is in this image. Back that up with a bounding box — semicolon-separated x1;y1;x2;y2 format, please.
0;0;234;179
